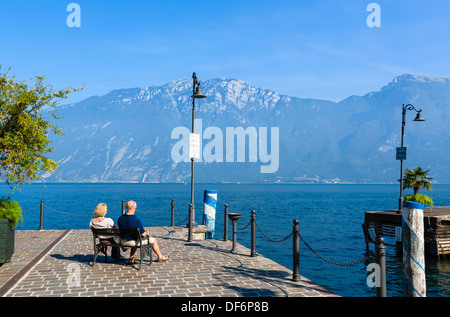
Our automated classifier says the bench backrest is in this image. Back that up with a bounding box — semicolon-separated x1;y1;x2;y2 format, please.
91;227;141;240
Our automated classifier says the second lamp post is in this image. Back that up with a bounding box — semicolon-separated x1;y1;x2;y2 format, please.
398;103;425;210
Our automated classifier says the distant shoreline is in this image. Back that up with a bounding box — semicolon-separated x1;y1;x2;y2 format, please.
5;182;449;186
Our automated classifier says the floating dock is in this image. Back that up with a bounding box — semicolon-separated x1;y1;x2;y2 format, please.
363;206;450;258
0;227;337;297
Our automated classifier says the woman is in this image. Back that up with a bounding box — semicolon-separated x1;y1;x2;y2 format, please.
89;203;122;261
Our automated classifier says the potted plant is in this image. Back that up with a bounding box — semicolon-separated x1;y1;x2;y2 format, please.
0;196;22;264
403;167;433;210
404;193;433;210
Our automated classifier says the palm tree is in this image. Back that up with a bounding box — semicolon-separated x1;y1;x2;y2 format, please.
403;167;433;195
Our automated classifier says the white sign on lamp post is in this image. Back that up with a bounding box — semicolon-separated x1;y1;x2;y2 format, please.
189;133;200;159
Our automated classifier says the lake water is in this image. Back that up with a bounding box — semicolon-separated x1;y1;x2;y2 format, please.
2;183;449;297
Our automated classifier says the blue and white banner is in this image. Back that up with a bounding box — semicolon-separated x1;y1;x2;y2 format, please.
203;190;218;239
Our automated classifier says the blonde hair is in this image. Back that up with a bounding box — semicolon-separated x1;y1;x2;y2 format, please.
94;203;107;217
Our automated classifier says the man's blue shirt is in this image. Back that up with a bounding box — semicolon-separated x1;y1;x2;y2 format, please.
117;214;145;240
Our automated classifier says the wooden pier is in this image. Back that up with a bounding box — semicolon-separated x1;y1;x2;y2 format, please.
363;206;450;258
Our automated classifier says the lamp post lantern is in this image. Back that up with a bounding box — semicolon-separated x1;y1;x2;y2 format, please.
398;103;425;210
190;72;207;227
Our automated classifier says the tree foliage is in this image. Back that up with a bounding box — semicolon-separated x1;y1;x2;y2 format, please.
0;195;22;228
0;66;82;190
403;166;433;195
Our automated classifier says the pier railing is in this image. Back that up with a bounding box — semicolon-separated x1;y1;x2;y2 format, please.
28;199;185;230
25;199;386;297
229;208;386;297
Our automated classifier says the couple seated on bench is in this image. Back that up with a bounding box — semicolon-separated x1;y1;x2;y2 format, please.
89;200;169;265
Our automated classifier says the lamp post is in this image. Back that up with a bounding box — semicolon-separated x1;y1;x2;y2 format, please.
398;104;425;210
190;72;207;227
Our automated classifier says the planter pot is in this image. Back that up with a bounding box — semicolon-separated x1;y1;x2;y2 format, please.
0;219;15;264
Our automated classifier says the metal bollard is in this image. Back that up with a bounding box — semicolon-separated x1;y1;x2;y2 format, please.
228;213;242;253
292;219;300;282
223;204;228;241
375;236;387;297
188;204;193;242
39;200;44;230
171;199;175;227
250;210;257;257
122;200;125;215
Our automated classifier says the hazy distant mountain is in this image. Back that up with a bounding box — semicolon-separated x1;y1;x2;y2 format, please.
42;74;450;183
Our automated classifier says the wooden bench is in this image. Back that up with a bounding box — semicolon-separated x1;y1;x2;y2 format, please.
91;228;153;270
363;211;402;248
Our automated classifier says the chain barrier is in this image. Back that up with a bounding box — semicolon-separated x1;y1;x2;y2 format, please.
237;219;251;231
255;219;293;243
174;205;189;224
236;212;372;267
297;231;373;266
37;200;373;267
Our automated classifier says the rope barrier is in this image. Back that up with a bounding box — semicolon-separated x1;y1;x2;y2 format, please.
35;199;187;230
136;204;172;214
41;202;172;218
43;203;123;217
21;205;40;214
43;205;97;217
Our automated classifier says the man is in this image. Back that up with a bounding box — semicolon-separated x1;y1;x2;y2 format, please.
117;200;169;265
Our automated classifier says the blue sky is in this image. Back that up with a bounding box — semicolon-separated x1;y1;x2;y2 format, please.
1;0;450;104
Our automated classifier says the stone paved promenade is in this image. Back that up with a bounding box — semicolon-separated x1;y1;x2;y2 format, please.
0;227;338;297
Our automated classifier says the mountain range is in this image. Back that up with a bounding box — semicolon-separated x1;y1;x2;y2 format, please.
42;74;450;183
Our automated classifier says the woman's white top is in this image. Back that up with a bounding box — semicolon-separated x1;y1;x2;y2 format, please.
89;217;115;239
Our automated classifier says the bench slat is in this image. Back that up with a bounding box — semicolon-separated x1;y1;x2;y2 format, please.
91;228;142;239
